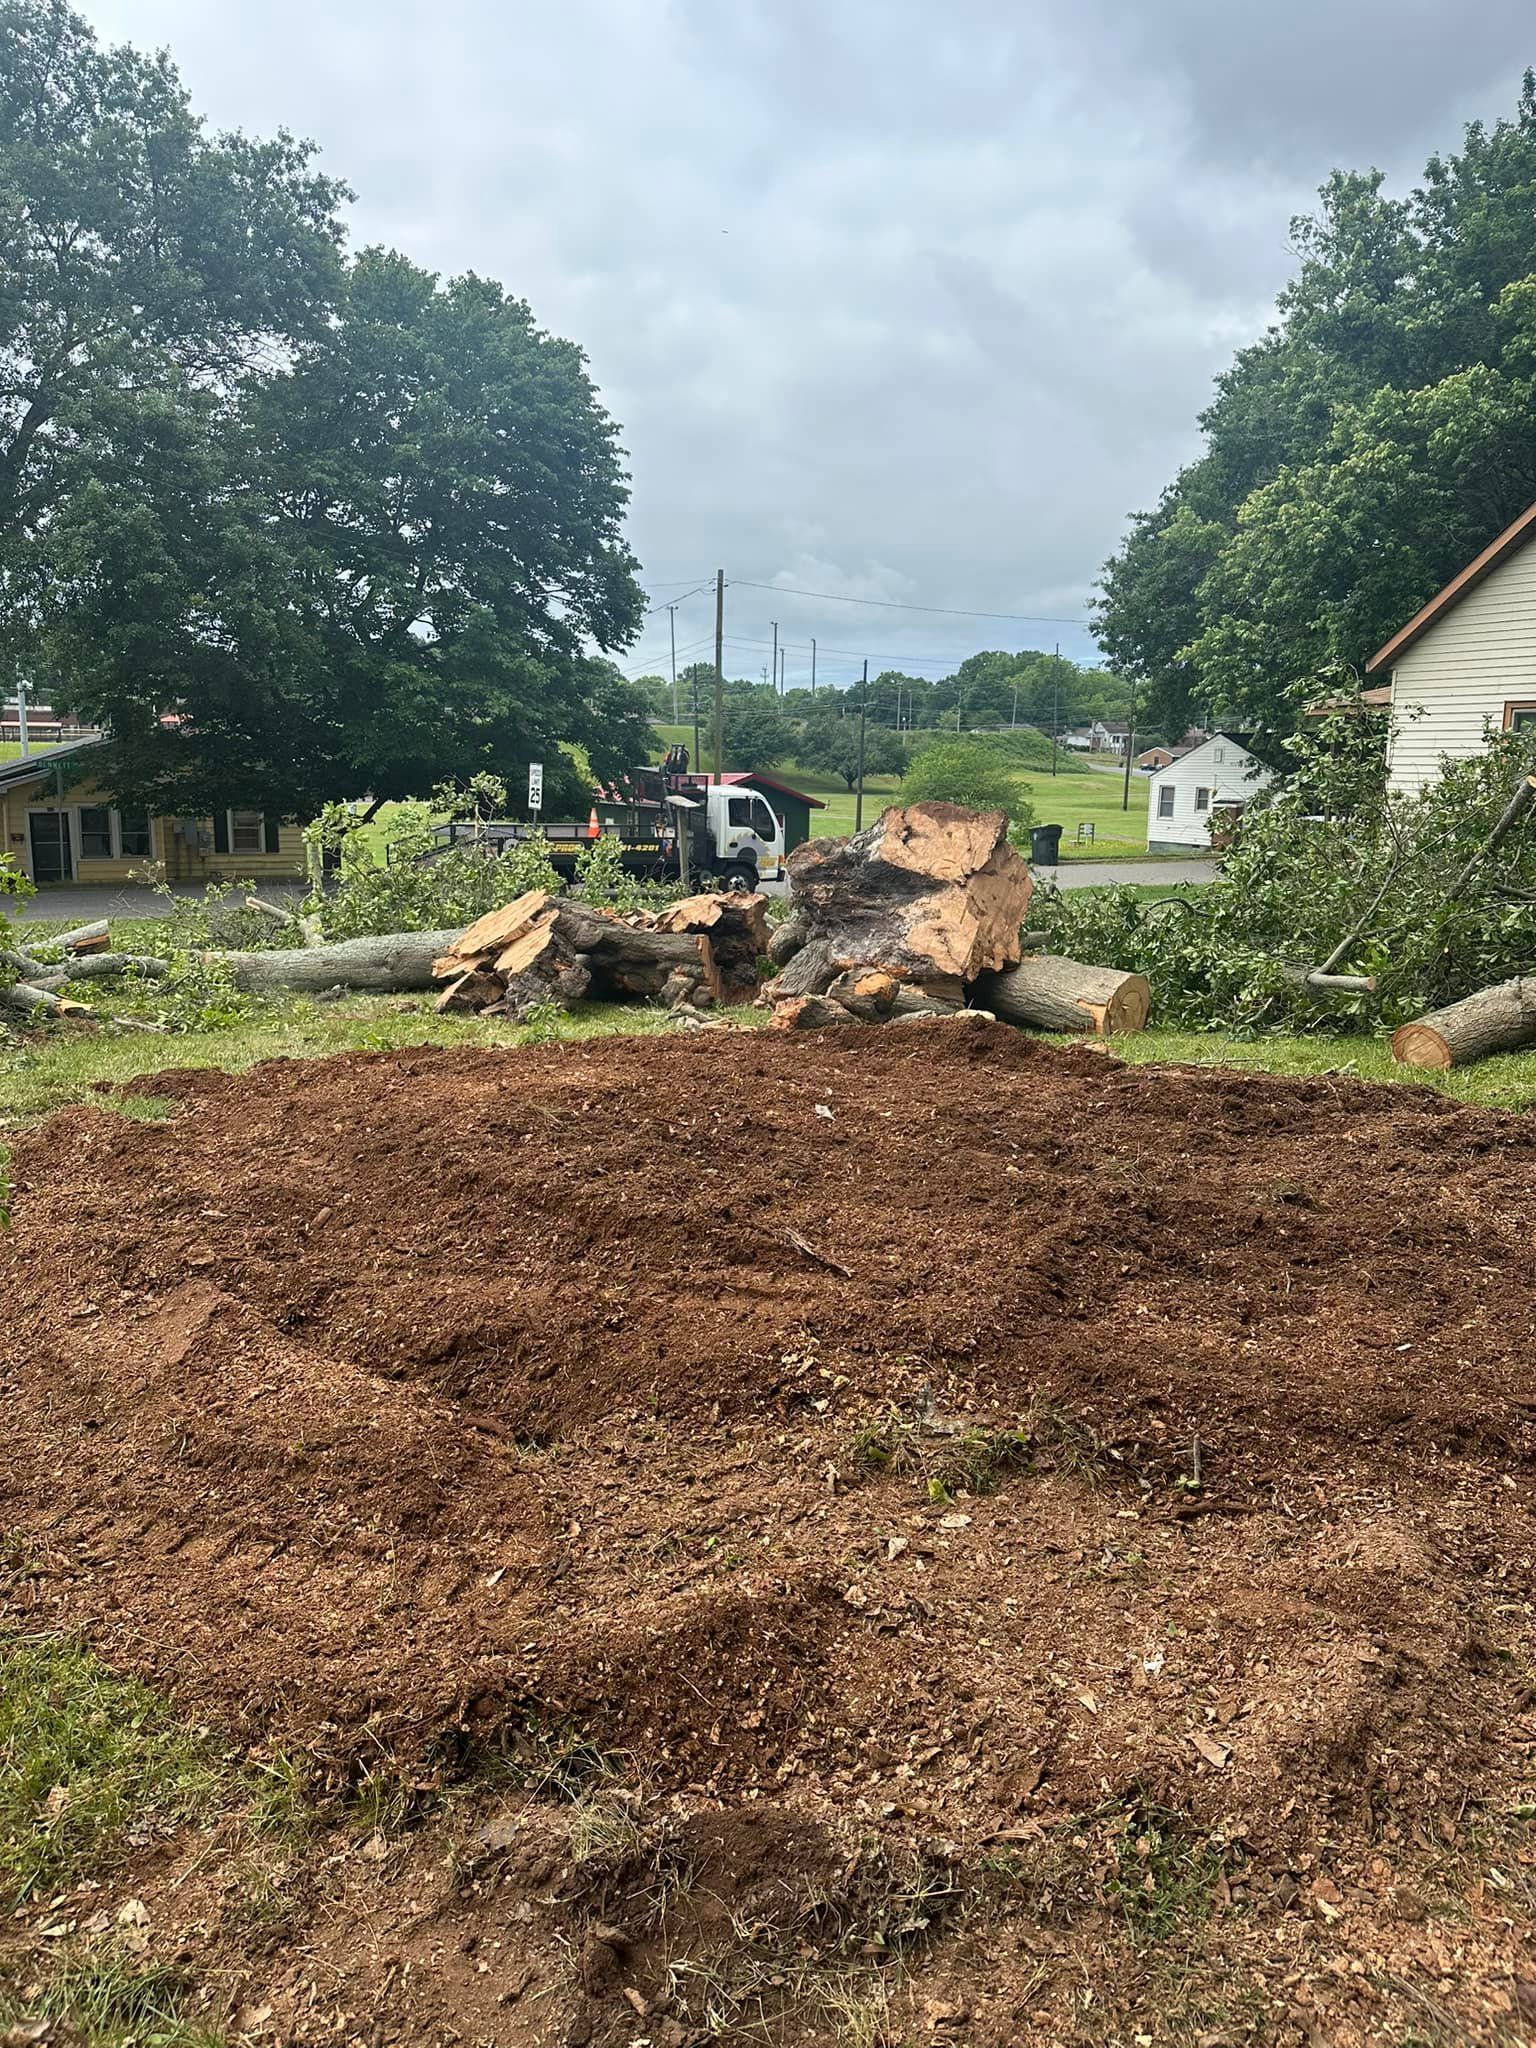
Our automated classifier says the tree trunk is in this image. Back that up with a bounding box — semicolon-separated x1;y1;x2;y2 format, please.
653;891;768;1002
763;937;839;1002
32;953;169;990
769;994;857;1030
786;802;1033;986
976;956;1151;1036
211;931;462;994
1391;976;1536;1069
550;904;721;1002
767;914;809;968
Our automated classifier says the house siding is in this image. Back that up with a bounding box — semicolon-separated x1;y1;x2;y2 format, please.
1386;535;1536;794
1146;737;1274;850
0;769;306;884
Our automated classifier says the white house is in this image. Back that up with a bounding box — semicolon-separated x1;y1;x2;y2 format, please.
1367;500;1536;794
1146;732;1276;851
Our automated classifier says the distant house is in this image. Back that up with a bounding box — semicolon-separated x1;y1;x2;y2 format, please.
0;738;304;885
1089;718;1131;756
1062;729;1093;754
1146;732;1277;851
1;699;99;746
1367;502;1536;793
1136;744;1190;773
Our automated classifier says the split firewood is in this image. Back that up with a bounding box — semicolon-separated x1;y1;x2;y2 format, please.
653;892;768;1002
787;802;1034;985
975;956;1151;1037
447;891;554;962
1391;976;1536;1069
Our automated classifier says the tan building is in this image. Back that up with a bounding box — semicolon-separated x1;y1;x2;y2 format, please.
0;739;305;887
1368;502;1536;794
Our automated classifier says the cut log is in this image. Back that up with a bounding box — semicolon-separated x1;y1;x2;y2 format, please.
654;891;769;1002
550;903;722;1004
494;912;562;978
976;956;1151;1037
56;919;111;955
763;938;839;1002
207;930;461;994
769;994;858;1030
889;987;963;1020
1391;976;1536;1069
767;914;809;968
1;981;93;1018
786;802;1033;986
825;968;900;1022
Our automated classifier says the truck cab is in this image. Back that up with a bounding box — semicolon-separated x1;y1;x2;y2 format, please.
703;783;786;891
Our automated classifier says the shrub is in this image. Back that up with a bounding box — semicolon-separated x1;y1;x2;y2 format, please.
304;800;563;940
1037;712;1536;1034
900;737;1033;835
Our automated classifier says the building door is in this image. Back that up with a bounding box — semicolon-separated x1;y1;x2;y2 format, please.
28;810;72;884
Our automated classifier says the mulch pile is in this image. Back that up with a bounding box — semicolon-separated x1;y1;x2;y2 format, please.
4;1023;1536;2045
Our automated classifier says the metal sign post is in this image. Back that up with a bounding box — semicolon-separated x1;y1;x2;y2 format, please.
528;760;543;823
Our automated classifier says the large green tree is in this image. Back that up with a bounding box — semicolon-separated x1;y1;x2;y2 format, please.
9;2;648;815
1096;74;1536;733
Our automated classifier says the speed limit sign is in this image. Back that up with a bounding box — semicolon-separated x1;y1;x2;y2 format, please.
528;761;543;813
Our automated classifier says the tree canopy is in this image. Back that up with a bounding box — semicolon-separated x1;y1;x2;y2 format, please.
4;0;647;814
1096;73;1536;736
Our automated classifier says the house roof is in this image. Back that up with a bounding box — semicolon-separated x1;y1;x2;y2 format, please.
0;734;105;792
1366;500;1536;674
695;770;825;809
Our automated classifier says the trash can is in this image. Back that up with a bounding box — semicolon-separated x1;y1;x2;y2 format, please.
1029;823;1064;864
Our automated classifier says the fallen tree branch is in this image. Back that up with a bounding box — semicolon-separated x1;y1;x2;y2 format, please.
244;896;326;947
1;981;92;1018
206;930;462;994
31;952;170;992
1279;965;1379;993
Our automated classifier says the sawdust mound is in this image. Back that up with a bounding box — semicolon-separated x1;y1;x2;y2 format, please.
5;1025;1536;2040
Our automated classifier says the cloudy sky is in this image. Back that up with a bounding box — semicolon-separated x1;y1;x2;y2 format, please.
81;0;1536;687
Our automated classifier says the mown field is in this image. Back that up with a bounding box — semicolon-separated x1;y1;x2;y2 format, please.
648;722;1159;856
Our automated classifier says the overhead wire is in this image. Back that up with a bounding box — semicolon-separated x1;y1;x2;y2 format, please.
729;578;1087;626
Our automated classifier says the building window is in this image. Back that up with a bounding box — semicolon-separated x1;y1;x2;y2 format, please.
117;811;152;858
1213;746;1225;764
1194;786;1211;813
230;809;265;854
1156;785;1175;819
1506;702;1536;731
78;805;113;859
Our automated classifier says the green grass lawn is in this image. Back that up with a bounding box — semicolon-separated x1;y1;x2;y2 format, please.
0;740;64;762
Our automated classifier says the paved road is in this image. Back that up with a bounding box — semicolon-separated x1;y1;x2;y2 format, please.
1049;859;1214;889
15;881;305;923
14;859;1213;925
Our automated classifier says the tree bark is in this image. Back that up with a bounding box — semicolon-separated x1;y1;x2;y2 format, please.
1391;976;1536;1069
767;914;809;968
31;953;169;990
786;802;1033;986
763;937;839;1002
976;956;1151;1036
209;931;462;994
1;981;92;1018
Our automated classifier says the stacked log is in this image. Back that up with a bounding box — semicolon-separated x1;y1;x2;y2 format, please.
429;890;770;1020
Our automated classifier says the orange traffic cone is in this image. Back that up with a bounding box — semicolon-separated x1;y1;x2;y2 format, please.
588;806;601;838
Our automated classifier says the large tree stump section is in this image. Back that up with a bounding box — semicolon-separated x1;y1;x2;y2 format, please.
786;803;1034;986
975;956;1152;1038
1392;977;1536;1069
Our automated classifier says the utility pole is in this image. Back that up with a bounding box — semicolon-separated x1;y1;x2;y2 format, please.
1121;676;1136;812
712;569;725;783
810;638;816;698
691;663;701;777
1011;675;1019;728
854;661;869;832
15;676;28;758
770;621;778;701
668;605;679;725
1050;643;1060;777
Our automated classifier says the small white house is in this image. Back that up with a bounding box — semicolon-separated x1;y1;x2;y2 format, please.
1367;501;1536;794
1146;732;1276;851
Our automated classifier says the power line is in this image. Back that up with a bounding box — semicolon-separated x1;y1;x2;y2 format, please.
730;578;1087;626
